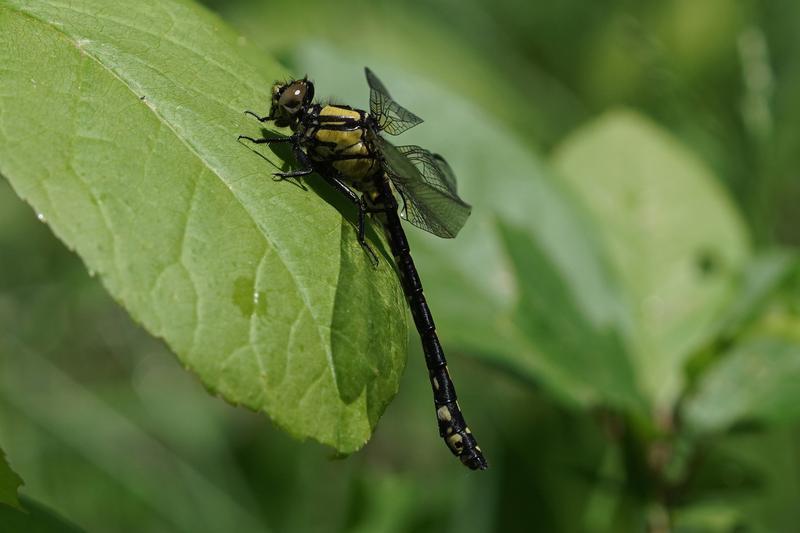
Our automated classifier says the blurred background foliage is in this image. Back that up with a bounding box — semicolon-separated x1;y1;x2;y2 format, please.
2;0;800;531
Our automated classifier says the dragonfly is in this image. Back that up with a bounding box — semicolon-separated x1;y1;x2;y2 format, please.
239;67;487;470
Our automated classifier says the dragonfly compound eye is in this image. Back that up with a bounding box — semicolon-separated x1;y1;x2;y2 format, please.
278;82;309;113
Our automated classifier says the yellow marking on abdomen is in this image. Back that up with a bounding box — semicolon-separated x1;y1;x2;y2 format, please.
447;433;464;452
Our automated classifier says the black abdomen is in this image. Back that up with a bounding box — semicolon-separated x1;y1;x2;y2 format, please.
375;177;488;470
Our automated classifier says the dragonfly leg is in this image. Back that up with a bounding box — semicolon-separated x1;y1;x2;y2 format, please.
273;140;314;179
274;168;313;178
320;174;379;267
238;134;293;145
244;110;272;122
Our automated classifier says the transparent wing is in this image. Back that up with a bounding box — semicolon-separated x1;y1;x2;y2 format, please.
377;137;471;238
395;145;459;194
365;67;423;136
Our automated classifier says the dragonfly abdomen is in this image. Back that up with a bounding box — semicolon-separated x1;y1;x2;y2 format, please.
377;182;487;470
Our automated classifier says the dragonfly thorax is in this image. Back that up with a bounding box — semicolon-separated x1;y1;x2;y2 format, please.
299;104;382;184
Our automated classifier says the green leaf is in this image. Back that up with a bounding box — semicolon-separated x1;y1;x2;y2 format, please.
685;335;800;432
0;447;23;510
291;46;643;410
0;0;407;453
552;110;751;409
496;220;643;411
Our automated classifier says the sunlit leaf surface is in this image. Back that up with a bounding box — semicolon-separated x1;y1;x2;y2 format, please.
0;0;407;453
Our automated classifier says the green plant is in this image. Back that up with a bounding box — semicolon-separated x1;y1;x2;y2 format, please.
3;0;800;531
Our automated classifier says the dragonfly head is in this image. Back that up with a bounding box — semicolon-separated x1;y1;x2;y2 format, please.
269;76;314;128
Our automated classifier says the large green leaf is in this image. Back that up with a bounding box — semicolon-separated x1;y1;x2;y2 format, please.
0;0;407;453
552;110;751;409
0;447;22;509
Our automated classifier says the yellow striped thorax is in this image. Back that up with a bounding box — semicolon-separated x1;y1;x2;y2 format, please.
305;105;380;182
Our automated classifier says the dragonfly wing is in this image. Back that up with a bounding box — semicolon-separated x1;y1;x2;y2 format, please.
365;67;423;136
378;138;471;238
395;145;459;194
